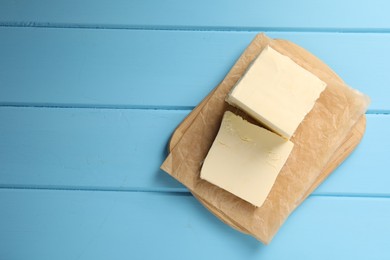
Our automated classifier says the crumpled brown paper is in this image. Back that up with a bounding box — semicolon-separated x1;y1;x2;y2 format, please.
161;34;370;244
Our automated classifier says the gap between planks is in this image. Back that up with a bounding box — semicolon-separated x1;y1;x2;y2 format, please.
0;185;390;199
2;23;390;34
0;104;388;114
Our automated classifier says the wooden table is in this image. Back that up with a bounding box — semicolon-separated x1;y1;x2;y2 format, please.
0;1;389;259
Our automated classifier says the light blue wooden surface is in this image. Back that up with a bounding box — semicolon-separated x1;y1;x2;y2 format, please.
1;108;389;196
1;190;389;260
1;28;389;111
1;0;390;31
1;1;389;259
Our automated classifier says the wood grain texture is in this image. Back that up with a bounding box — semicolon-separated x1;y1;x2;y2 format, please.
0;107;186;191
1;0;390;31
0;189;389;260
0;27;388;111
0;0;388;256
1;107;387;195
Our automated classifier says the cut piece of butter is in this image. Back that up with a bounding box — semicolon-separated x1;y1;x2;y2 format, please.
200;111;294;207
226;46;326;139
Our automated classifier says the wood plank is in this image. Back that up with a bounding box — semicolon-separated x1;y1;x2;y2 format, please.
0;107;187;190
1;0;390;31
0;189;389;259
0;107;388;195
0;28;388;111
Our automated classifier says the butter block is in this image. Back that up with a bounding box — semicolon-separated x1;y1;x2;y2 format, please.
226;46;326;139
200;111;294;207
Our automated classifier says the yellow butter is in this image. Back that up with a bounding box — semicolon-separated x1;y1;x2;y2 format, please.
226;46;326;139
200;111;294;207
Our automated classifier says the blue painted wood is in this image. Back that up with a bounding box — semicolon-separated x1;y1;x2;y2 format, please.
0;107;187;191
0;107;388;196
0;0;390;31
0;1;388;257
0;190;389;259
0;27;388;111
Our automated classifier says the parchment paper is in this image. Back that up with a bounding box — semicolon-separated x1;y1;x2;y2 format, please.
161;34;370;244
